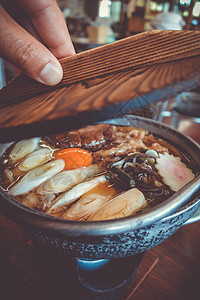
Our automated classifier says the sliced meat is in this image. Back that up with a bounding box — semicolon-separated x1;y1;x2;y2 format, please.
129;129;146;140
43;124;117;151
142;134;155;147
43;131;81;149
94;139;146;163
43;133;67;149
95;124;117;141
151;143;169;154
65;131;82;148
78;126;105;151
77;124;117;151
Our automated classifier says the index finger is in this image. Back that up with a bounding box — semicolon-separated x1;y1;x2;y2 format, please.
17;0;75;58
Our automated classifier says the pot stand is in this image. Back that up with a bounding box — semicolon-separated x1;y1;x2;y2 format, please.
32;238;144;300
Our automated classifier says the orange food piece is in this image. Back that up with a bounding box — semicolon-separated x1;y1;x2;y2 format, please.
54;148;93;170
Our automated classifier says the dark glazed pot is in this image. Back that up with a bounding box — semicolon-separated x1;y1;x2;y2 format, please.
33;197;199;259
0;116;199;259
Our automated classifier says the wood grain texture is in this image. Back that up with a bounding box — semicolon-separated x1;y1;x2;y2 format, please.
0;30;200;102
0;55;200;142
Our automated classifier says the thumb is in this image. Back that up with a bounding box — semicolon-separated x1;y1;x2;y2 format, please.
0;6;63;86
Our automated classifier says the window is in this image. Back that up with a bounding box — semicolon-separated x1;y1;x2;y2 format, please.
99;0;112;18
193;1;200;17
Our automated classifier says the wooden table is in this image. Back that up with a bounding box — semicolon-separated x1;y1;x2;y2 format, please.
0;110;199;300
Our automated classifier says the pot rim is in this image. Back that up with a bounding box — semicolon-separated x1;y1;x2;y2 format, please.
0;115;199;236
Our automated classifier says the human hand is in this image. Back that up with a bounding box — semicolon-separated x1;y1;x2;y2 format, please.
0;0;75;86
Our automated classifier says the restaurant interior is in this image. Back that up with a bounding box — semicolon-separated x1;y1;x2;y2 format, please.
60;0;200;51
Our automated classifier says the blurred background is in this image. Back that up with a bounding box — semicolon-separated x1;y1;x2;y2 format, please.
58;0;200;52
1;0;200;142
1;0;200;84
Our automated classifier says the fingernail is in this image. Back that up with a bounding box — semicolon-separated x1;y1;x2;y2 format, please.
38;61;63;85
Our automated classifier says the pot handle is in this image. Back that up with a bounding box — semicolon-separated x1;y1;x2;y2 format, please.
184;207;200;225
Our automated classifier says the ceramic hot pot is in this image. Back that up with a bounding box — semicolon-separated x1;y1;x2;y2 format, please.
0;116;199;259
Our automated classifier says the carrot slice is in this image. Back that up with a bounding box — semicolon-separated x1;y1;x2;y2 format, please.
54;148;93;170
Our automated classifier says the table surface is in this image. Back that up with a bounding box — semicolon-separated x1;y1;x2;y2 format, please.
0;108;199;300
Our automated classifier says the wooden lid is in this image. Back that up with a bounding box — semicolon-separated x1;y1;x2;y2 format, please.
0;30;200;142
